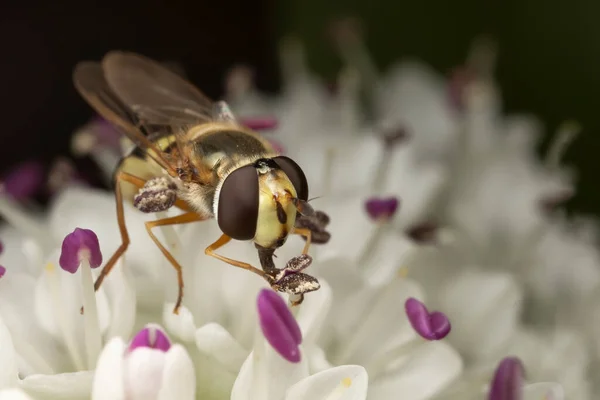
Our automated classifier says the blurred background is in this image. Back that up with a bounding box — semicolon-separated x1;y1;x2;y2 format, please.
1;0;598;213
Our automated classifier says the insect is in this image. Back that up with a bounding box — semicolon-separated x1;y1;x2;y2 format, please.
72;51;331;314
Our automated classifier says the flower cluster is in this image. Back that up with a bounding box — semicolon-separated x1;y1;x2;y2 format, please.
0;19;588;400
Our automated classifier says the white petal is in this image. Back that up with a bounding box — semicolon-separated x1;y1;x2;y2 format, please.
0;272;57;375
331;279;424;366
20;371;94;400
194;323;247;373
376;61;458;158
295;278;332;344
305;346;334;373
0;389;34;400
523;382;565;400
157;344;196;400
385;155;448;230
367;342;463;400
125;348;166;400
163;303;196;342
327;136;383;195
0;314;18;388
92;338;125;400
317;196;376;264
439;269;522;361
231;334;309;400
0;225;39;276
36;258;112;338
103;261;136;340
285;365;368;400
360;231;413;286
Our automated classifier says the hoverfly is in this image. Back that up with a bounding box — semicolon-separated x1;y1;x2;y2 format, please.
73;52;330;314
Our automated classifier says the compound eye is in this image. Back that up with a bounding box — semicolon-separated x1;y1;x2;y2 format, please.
272;156;309;201
217;165;259;240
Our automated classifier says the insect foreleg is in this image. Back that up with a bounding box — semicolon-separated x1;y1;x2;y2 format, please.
205;234;269;279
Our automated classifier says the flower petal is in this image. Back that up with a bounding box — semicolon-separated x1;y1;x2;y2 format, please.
193;323;245;399
285;365;368;400
439;269;522;361
231;332;309;400
194;323;247;373
0;314;18;388
162;303;196;343
92;338;125;400
0;389;34;400
367;341;463;399
103;262;136;340
523;382;564;400
157;344;196;400
20;371;94;400
34;261;111;364
295;278;332;344
125;348;166;400
316;196;377;264
376;61;459;159
331;278;424;366
0;272;57;375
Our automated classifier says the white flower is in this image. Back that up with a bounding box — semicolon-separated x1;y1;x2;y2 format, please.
92;324;196;400
0;23;592;400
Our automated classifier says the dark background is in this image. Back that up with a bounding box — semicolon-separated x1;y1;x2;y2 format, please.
1;0;598;214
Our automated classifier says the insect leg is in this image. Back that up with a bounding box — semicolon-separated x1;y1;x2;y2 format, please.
292;227;312;255
205;234;269;279
93;171;143;292
145;212;206;314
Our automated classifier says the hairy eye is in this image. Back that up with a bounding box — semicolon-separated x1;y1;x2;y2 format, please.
273;156;309;201
217;165;259;240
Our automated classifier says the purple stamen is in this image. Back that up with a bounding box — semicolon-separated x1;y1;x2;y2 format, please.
488;357;525;400
1;160;45;201
0;266;5;278
405;297;451;340
406;222;439;244
59;228;103;273
240;117;279;132
365;197;399;221
382;126;410;147
257;288;302;363
128;325;172;353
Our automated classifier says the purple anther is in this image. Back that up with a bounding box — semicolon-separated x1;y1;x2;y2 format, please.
257;288;302;363
488;357;525;400
365;197;399;221
59;228;103;273
405;297;451;340
128;325;172;353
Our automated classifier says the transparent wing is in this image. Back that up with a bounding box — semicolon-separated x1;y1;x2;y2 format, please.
101;51;216;128
72;61;176;173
